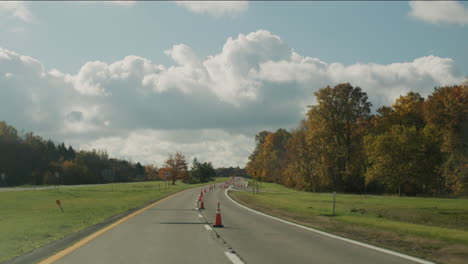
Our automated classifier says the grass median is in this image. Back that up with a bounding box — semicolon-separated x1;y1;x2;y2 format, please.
0;178;228;263
230;181;468;264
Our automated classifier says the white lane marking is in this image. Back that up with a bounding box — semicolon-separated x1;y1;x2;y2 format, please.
204;224;212;231
195;207;199;210
225;187;434;264
225;252;244;264
198;213;203;218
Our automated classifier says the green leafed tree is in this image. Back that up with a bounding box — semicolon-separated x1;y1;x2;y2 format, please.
364;125;442;196
189;158;216;183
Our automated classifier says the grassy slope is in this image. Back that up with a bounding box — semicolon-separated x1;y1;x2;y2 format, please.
0;178;228;263
231;181;468;264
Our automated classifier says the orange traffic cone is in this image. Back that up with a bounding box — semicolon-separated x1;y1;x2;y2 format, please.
213;202;223;228
204;188;206;193
200;191;203;197
200;197;205;209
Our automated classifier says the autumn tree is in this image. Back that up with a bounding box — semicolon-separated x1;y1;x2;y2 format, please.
259;129;291;183
144;164;160;181
370;92;426;134
244;82;467;196
423;85;468;194
164;152;188;185
305;83;371;192
282;121;320;191
392;92;425;129
159;167;170;181
246;131;270;178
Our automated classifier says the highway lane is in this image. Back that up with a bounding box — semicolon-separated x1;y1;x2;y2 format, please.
51;187;231;264
41;178;427;264
201;178;424;264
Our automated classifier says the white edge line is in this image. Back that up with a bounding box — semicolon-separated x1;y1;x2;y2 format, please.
204;224;212;231
224;186;434;264
224;251;244;264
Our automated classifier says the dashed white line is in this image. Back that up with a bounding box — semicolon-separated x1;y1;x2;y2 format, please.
204;224;212;231
198;213;203;218
225;251;244;264
225;187;434;264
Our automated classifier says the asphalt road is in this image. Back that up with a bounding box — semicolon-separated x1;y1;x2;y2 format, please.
44;178;425;264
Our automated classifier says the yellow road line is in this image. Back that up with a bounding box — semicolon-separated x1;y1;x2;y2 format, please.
38;190;186;264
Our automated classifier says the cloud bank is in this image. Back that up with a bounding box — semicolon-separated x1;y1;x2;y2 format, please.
0;30;464;166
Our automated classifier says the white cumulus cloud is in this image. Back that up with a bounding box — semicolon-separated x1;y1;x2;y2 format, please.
80;129;254;167
0;29;465;167
174;1;248;17
409;1;468;25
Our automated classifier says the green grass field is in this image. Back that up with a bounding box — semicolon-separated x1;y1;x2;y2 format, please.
0;178;228;263
231;181;468;264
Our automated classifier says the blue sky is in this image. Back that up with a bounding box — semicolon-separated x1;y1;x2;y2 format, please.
3;1;467;74
0;1;467;167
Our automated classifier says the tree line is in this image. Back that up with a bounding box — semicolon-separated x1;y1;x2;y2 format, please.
0;123;239;187
0;121;147;186
215;167;248;178
246;83;467;196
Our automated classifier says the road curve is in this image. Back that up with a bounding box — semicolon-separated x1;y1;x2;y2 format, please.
39;178;425;264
